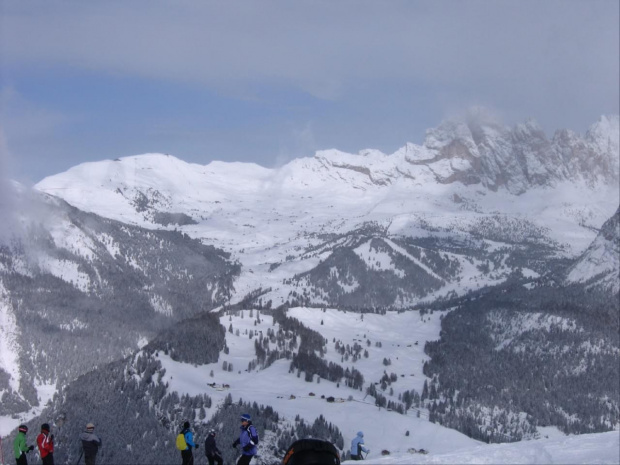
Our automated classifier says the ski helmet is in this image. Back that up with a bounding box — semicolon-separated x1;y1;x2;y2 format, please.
282;438;340;465
41;423;50;432
240;413;251;422
18;425;28;433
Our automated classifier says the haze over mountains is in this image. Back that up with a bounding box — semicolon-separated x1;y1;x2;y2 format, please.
0;111;618;464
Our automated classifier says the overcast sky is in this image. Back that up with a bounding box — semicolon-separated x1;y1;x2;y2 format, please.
0;0;618;183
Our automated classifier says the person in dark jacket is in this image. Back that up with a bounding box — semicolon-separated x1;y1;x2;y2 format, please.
80;423;102;465
36;423;55;465
180;421;198;465
13;425;34;465
204;429;223;465
231;413;258;465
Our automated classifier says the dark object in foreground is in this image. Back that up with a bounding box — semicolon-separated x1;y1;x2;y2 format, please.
282;439;340;465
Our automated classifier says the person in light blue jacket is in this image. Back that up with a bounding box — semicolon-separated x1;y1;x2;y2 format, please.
350;431;369;460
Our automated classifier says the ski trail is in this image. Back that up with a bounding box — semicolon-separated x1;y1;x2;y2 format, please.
384;238;445;282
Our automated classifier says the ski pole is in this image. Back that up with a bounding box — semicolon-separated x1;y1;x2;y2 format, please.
74;450;83;465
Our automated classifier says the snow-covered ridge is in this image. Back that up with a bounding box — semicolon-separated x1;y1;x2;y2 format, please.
0;282;21;393
36;114;619;212
567;206;620;292
32;120;620;242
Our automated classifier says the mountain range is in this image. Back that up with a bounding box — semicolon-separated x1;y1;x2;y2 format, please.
0;111;618;463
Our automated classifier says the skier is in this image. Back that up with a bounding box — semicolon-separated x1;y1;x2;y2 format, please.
231;413;259;465
180;421;199;465
36;423;55;465
13;425;34;465
80;423;102;465
349;431;369;460
204;429;223;465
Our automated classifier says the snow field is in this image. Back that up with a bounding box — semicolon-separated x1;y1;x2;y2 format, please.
160;307;478;462
157;306;620;464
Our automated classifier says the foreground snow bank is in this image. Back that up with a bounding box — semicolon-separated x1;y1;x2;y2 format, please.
349;430;619;464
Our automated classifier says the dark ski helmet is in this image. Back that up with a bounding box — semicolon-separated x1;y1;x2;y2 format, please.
183;421;190;429
41;423;50;432
282;438;340;465
18;425;28;433
240;413;251;422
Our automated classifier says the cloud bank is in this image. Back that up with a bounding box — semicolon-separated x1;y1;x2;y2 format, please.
0;0;618;180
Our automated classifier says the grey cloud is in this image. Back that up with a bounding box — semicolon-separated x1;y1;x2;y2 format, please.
0;87;72;141
0;128;18;244
2;1;617;94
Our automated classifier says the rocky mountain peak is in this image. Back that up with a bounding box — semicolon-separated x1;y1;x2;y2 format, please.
409;111;619;194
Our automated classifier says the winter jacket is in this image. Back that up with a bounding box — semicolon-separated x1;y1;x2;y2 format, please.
350;431;368;457
204;434;220;457
13;432;29;459
37;432;54;458
183;429;197;450
236;422;258;456
80;430;102;457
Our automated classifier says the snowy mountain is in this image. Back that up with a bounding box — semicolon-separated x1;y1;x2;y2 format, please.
0;111;618;464
34;113;620;310
567;206;620;293
0;185;239;417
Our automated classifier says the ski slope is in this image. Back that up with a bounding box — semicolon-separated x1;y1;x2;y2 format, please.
362;430;620;464
154;307;619;464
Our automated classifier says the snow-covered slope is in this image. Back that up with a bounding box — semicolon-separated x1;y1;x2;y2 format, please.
364;430;619;464
154;308;460;462
0;184;239;417
567;206;620;292
0;281;21;394
4;304;618;464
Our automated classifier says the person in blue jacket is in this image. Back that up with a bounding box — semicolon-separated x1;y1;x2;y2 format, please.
350;431;369;460
231;413;258;465
180;421;198;465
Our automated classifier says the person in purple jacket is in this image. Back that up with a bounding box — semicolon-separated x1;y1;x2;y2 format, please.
231;414;258;465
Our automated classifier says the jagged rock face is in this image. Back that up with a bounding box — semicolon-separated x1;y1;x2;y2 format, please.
418;114;619;194
567;206;620;292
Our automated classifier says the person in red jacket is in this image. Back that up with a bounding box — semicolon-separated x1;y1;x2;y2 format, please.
37;423;54;465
